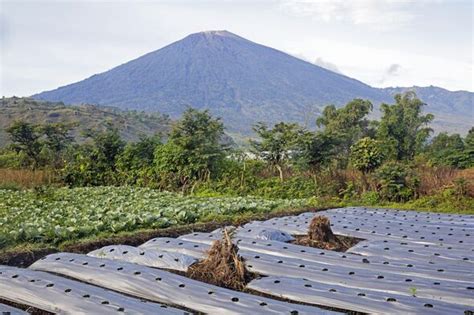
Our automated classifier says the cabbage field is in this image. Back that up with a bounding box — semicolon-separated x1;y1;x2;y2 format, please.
0;186;311;249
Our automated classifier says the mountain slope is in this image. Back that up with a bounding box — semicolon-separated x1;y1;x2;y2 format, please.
33;30;472;135
383;86;473;134
0;97;171;147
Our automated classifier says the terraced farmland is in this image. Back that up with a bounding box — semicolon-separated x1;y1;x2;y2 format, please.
1;207;473;314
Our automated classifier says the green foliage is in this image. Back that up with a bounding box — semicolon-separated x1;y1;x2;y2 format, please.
0;150;27;168
116;135;161;185
317;99;374;166
377;92;434;160
251;122;308;181
374;161;420;202
350;137;384;173
6;121;42;168
62;129;125;186
296;132;337;171
0;186;311;248
154;109;227;189
5;121;74;169
424;132;470;168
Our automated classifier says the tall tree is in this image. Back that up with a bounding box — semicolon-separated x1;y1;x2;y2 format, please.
377;92;434;160
39;123;74;168
316;99;374;166
6;121;42;168
251;122;307;181
116;134;162;185
154;108;226;188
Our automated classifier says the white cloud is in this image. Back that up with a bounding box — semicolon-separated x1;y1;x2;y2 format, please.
279;0;419;31
314;57;342;74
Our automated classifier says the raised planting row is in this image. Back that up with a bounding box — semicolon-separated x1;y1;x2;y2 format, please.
0;265;186;314
29;253;335;315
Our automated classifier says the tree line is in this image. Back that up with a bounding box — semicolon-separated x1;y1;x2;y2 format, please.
1;92;473;201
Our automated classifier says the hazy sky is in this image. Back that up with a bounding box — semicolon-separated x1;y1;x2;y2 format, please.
1;0;473;97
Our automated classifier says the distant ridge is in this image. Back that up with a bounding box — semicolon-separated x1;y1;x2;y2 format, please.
33;30;473;135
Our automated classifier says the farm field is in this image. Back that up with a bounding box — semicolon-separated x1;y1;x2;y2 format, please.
1;207;473;314
0;186;312;250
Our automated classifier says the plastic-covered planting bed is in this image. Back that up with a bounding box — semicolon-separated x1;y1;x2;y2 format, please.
138;237;473;305
249;208;474;246
329;207;474;226
88;245;197;272
348;240;474;265
140;237;207;258
176;234;473;282
0;303;27;315
0;265;184;314
30;253;337;315
241;251;474;305
248;276;474;315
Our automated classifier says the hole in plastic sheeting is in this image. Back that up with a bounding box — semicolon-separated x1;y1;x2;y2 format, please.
299;265;305;268
290;311;299;315
434;282;440;285
260;302;267;306
69;259;75;262
11;275;18;278
424;304;434;308
134;271;141;275
83;294;90;298
467;287;474;290
82;262;88;266
155;277;162;281
405;279;412;282
274;280;280;284
437;269;444;272
55;257;61;260
277;260;283;264
329;289;337;292
64;288;72;293
348;271;355;275
231;297;239;302
208;291;214;295
178;284;185;288
117;307;125;312
139;251;145;255
304;284;312;287
122;251;128;255
46;283;54;287
386;298;397;302
101;301;109;305
254;256;260;259
357;293;366;297
407;264;413;268
117;267;123;271
377;275;384;279
322;268;328;272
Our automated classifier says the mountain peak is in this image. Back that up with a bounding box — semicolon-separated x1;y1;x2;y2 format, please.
32;31;472;135
186;30;243;41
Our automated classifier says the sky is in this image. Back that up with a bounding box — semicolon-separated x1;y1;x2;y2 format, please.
0;0;473;97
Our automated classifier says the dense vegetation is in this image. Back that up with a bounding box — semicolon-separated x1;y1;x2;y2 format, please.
0;187;310;248
0;91;473;249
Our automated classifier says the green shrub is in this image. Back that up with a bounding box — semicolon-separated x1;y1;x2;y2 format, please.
375;161;420;201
